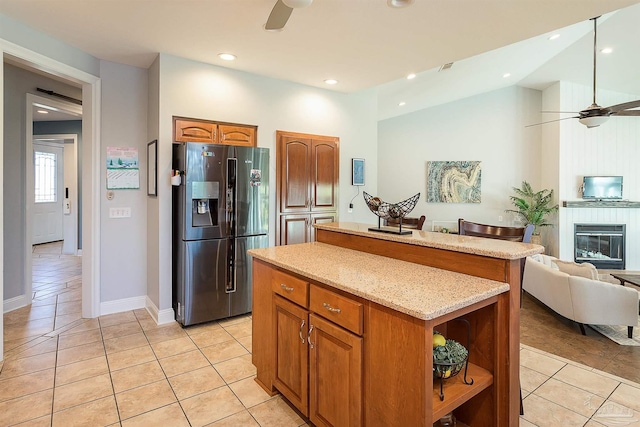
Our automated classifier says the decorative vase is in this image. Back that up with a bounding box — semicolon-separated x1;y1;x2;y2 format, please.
530;234;542;246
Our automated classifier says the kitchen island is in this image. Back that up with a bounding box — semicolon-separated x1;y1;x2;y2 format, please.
249;222;543;427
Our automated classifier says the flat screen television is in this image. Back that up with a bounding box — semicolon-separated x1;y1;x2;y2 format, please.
582;176;623;200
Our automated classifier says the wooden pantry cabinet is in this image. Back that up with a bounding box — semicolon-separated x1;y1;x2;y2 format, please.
173;116;256;147
276;131;339;245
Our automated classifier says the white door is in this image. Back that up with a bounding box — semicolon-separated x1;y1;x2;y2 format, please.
32;142;64;245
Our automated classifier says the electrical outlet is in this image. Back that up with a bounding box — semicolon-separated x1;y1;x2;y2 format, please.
498;215;503;222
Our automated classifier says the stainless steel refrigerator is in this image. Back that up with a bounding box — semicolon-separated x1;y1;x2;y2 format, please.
172;142;269;326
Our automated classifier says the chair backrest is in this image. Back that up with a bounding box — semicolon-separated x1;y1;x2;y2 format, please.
385;215;426;230
458;218;534;243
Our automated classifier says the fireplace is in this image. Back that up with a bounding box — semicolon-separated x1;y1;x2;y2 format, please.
574;224;625;270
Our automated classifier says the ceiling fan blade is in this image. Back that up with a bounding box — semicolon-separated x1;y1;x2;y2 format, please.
265;0;293;31
525;116;580;128
541;111;579;114
614;110;640;116
607;99;640;113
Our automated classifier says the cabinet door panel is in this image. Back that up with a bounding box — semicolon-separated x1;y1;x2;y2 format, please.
274;296;309;415
280;214;310;246
311;140;339;211
174;118;217;143
310;213;336;243
309;314;362;427
279;137;311;213
218;124;256;147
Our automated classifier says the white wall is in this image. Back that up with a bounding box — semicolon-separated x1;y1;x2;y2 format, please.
148;53;379;315
99;60;149;308
554;81;640;269
378;86;542;231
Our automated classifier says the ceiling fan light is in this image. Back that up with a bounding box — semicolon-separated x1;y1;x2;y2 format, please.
282;0;313;8
579;116;609;128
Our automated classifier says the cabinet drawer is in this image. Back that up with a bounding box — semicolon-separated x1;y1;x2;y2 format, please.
272;269;309;307
310;285;363;335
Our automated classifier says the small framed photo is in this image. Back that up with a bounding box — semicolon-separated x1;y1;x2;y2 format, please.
352;158;365;186
147;140;157;196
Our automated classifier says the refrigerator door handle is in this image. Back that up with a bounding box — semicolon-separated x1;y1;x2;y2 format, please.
226;238;236;293
226;157;237;236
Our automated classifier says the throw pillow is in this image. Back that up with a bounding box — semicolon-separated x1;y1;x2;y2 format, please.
555;260;598;280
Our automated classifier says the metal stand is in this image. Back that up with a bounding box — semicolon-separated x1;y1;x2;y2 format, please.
436;318;474;401
368;216;412;235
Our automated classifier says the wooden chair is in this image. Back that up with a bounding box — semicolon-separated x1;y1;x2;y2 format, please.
458;219;534;243
384;215;426;230
458;218;533;416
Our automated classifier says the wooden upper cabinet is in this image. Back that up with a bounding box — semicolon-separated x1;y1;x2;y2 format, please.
174;118;217;143
311;140;339;211
277;132;339;215
173;117;256;146
279;137;312;213
219;124;256;147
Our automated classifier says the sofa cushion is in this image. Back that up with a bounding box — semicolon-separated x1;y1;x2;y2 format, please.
555;260;598;280
530;254;559;270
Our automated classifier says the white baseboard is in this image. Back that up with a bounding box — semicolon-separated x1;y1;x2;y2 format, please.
145;297;175;325
3;294;31;313
100;296;146;316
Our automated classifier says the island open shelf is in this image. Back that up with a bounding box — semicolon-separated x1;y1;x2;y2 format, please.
432;362;493;423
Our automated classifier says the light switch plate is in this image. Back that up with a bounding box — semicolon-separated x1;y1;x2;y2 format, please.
109;207;131;218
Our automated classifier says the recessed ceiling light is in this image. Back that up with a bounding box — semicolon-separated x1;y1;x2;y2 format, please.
218;53;236;61
600;47;613;54
406;73;416;80
548;34;561;40
398;102;406;106
36;110;49;114
387;0;414;7
503;73;511;78
324;79;338;85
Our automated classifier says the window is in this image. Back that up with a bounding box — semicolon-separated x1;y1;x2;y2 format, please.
34;151;57;203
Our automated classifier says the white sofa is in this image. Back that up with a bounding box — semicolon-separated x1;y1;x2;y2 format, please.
522;254;639;338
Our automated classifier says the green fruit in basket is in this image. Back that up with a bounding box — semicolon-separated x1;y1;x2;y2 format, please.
433;333;446;348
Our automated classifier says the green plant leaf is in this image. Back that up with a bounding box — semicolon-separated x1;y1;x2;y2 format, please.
505;181;558;233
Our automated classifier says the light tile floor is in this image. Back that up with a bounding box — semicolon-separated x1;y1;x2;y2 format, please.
1;242;639;426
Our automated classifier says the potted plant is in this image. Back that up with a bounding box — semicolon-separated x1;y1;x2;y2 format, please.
505;181;558;243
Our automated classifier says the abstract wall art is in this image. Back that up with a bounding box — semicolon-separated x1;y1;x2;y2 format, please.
426;161;481;203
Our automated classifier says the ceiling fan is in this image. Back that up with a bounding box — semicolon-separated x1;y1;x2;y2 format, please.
264;0;413;31
265;0;313;31
533;16;640;128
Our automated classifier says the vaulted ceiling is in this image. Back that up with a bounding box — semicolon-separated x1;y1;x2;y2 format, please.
2;0;639;120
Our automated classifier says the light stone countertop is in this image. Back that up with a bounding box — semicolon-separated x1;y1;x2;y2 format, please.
316;222;545;260
248;242;510;320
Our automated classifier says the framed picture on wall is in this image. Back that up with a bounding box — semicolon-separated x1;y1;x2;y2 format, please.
147;140;157;196
352;158;365;186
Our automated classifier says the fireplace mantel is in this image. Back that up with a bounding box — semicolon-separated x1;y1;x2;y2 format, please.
563;200;640;208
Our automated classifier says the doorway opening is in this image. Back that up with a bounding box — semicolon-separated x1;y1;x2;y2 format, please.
1;46;102;361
